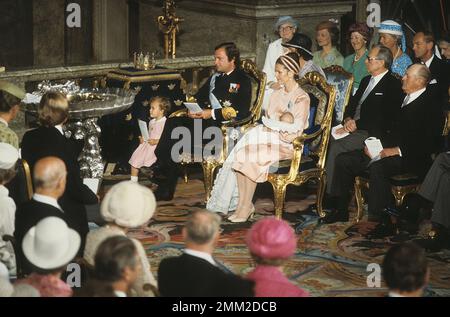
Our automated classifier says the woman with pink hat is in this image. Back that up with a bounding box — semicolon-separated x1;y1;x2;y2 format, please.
245;218;309;297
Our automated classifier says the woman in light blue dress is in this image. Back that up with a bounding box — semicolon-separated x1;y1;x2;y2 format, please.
378;20;412;77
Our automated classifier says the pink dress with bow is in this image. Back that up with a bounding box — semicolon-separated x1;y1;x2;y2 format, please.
129;117;167;169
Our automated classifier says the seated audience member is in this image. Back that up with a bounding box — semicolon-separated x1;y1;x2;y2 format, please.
0;81;24;149
438;35;450;61
83;181;157;297
382;242;429;297
325;64;442;226
21;92;99;254
14;157;71;274
313;20;344;68
262;16;299;110
158;210;254;297
73;279;116;297
0;143;19;273
282;33;326;78
343;23;372;92
86;236;141;297
323;45;403;220
16;217;80;297
246;217;309;297
412;31;450;111
415;152;450;251
378;20;412;76
0;262;40;297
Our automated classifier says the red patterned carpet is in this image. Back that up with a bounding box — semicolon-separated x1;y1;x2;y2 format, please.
104;169;450;297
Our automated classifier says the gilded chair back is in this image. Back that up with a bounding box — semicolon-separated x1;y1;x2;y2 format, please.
323;65;354;124
6;159;33;207
241;59;266;126
267;72;336;218
298;71;336;166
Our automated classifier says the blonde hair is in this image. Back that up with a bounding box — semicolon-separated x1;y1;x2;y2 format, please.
38;92;69;127
149;96;171;116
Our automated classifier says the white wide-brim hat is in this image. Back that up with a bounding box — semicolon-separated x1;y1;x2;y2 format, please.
101;181;156;228
22;217;80;270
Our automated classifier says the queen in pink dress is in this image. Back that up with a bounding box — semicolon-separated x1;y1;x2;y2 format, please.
129;116;166;170
207;53;310;221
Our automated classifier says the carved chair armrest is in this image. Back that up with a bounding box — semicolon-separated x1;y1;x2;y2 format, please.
169;109;188;118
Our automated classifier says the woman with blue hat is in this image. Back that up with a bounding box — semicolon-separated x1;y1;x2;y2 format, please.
378;20;412;76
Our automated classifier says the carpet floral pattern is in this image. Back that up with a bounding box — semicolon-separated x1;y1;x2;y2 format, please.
120;178;450;297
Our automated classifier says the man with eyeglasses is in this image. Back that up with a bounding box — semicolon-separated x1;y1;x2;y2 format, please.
262;16;298;110
322;44;404;223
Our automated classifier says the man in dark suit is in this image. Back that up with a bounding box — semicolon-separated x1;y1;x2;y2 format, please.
14;157;71;274
21;92;99;253
324;64;443;224
324;45;403;214
158;210;254;297
153;42;252;201
413;31;450;110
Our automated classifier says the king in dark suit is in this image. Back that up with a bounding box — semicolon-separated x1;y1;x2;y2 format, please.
325;64;443;224
153;42;252;200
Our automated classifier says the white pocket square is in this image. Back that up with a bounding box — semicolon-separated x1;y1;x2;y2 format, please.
375;92;383;95
430;79;437;84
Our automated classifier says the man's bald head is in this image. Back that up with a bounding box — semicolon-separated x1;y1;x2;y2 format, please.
33;157;67;191
184;210;221;246
402;64;431;94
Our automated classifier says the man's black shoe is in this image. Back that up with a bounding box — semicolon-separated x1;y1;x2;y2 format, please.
366;223;396;239
154;189;174;201
319;209;349;224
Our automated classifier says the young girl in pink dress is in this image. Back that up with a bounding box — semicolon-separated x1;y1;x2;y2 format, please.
129;96;171;182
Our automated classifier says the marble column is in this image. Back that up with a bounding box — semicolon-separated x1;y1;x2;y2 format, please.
33;0;65;66
93;0;129;62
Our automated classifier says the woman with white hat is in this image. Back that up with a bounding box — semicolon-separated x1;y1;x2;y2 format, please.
15;217;80;297
378;20;412;76
83;181;158;297
0;143;19;275
262;16;299;110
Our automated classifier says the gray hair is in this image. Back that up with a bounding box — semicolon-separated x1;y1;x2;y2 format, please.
185;210;221;244
373;44;393;70
410;63;431;85
33;157;67;190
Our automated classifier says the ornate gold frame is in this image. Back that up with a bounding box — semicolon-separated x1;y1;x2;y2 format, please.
353;175;421;222
323;65;354;119
267;72;336;219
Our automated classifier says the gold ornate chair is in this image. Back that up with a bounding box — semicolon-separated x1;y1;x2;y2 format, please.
266;72;337;219
354;173;421;222
170;59;266;199
323;65;354;124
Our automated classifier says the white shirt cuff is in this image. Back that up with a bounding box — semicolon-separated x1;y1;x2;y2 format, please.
398;147;402;157
211;109;217;120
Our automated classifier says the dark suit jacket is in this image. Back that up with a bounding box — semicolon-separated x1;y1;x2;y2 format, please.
14;199;70;274
195;68;252;122
21;127;98;251
158;253;254;297
428;55;450;111
389;88;444;178
344;71;404;145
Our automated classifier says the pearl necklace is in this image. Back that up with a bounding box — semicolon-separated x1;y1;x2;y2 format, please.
354;49;367;62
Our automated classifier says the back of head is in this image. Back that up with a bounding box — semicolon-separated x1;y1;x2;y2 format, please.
38;91;69;127
33;157;67;191
94;236;138;283
0;81;25;113
100;181;156;228
185;210;221;245
246;217;296;264
382;242;428;294
215;42;241;68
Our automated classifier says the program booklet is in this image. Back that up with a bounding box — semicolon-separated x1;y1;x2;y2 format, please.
184;102;203;114
138;120;149;142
